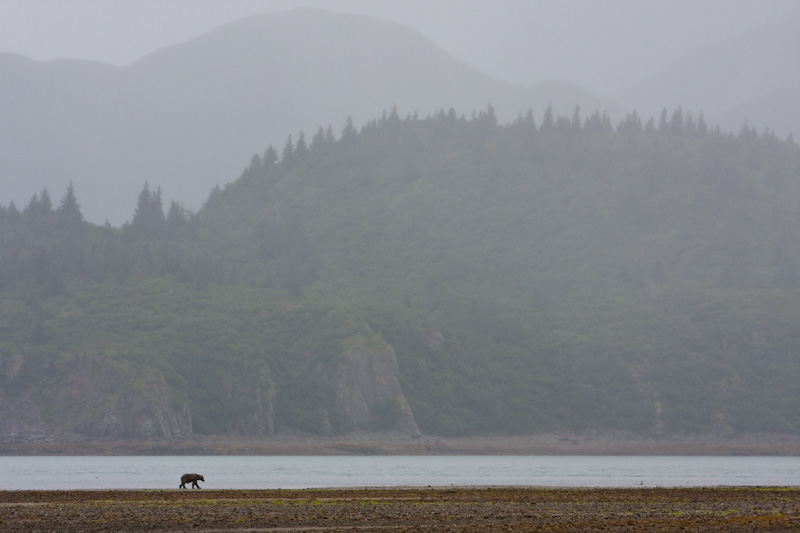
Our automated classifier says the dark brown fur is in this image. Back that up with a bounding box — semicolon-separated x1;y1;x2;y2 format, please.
179;473;204;489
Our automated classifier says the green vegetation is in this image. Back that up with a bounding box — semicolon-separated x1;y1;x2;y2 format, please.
2;106;800;436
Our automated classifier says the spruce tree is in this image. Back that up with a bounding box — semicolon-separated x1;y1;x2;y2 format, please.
58;181;83;228
541;105;555;132
166;200;188;232
341;117;357;142
571;105;582;131
132;182;165;235
263;145;279;166
38;188;53;213
311;127;326;150
295;131;308;158
282;135;295;165
324;125;336;144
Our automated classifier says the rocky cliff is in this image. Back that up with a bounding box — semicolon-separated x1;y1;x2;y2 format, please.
0;352;191;441
220;361;277;436
331;334;420;436
0;319;420;441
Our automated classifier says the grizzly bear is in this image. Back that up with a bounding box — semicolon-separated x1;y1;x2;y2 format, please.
179;473;204;489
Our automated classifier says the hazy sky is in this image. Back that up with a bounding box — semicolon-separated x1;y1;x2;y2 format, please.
1;0;795;97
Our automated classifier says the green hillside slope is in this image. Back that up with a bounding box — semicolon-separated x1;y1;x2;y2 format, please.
2;107;800;438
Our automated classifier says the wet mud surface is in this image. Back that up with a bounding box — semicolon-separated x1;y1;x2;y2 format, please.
1;486;799;531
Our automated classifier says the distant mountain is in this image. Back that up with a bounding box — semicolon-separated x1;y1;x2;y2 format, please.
617;8;800;137
717;87;800;139
0;9;620;224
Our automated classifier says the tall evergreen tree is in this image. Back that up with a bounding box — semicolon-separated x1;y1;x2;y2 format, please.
523;109;537;132
697;112;709;136
658;108;669;133
38;188;53;213
6;201;19;220
541;105;555;132
166;200;188;232
263;145;279;166
58;181;83;228
281;135;295;165
341;117;357;142
670;106;684;134
295;131;308;158
311;127;326;151
571;105;582;131
24;189;54;218
24;193;40;216
324;125;336;144
131;182;165;234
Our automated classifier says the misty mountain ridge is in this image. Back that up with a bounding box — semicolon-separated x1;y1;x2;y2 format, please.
618;7;800;137
0;8;618;225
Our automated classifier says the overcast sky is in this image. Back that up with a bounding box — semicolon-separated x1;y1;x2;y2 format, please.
0;0;796;96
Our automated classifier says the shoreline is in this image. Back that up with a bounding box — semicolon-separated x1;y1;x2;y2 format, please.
1;487;798;532
2;431;800;456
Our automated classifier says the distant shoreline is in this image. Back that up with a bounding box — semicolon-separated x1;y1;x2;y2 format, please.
2;431;800;456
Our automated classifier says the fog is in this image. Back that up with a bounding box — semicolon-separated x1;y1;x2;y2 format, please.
2;0;795;97
1;0;798;223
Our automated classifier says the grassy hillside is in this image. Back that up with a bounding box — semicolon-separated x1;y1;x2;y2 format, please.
2;107;800;437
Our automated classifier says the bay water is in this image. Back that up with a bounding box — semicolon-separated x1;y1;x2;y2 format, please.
1;455;799;490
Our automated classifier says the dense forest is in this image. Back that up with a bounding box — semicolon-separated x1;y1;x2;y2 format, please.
2;105;800;439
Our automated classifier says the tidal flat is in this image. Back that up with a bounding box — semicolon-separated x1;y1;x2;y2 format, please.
0;486;798;532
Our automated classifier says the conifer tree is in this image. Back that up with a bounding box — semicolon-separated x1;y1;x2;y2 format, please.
584;110;604;133
38;188;53;213
295;131;308;158
541;105;555;132
166;200;188;231
670;106;684;134
571;105;582;131
697;112;708;136
282;135;295;164
684;112;696;135
58;181;83;227
617;110;643;135
341;117;357;142
324;125;336;144
132;182;165;234
24;193;40;216
24;189;54;218
484;104;497;127
6;201;19;219
658;108;669;133
311;127;326;150
263;145;279;166
524;109;537;132
247;153;263;174
204;184;223;209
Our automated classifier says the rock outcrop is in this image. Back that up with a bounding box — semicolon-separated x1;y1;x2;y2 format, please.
0;352;192;440
221;361;276;436
0;321;420;441
331;333;420;436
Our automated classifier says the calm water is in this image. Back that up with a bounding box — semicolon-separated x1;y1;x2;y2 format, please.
1;456;798;490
